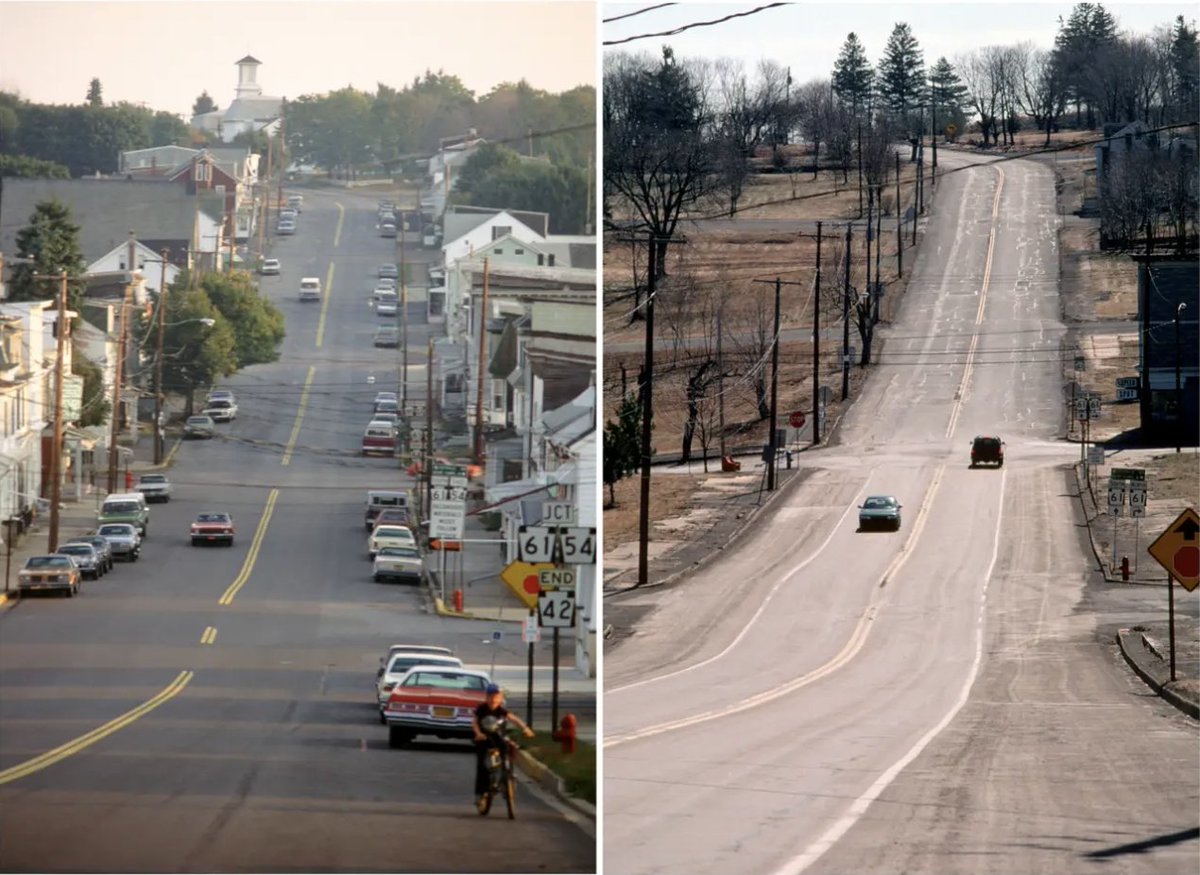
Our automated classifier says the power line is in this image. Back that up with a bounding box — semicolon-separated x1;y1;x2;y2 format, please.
603;3;677;24
603;2;790;46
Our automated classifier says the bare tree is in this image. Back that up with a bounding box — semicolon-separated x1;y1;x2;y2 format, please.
658;269;724;463
956;47;1007;146
1013;42;1065;145
728;280;775;421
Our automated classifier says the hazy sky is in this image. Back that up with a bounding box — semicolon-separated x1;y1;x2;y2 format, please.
603;1;1194;79
0;1;597;119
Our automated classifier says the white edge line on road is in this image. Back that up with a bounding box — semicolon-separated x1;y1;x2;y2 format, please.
771;467;1006;875
605;465;948;747
606;483;869;696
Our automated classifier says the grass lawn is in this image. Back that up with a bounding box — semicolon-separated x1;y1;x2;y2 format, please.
525;739;596;805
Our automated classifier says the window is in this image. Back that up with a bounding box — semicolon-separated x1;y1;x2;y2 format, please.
492;379;505;410
195;161;210;183
548;254;556;266
492;225;512;240
537;254;544;266
493;249;503;255
514;248;524;256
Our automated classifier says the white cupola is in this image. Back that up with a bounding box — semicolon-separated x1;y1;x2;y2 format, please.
234;55;262;99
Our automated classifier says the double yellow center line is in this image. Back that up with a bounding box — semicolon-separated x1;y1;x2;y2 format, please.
218;488;279;605
0;671;194;786
281;367;316;466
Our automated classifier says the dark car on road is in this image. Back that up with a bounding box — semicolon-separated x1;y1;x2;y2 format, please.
67;535;114;574
970;435;1005;468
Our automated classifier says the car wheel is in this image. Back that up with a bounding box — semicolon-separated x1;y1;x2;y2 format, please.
388;726;412;749
191;538;199;546
373;573;382;582
379;710;387;725
227;539;234;547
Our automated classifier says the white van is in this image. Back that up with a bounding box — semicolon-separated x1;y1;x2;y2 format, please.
299;277;321;302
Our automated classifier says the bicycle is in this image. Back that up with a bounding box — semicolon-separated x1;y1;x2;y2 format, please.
477;717;523;819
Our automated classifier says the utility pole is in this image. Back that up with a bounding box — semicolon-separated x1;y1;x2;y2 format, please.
813;222;822;445
258;133;272;262
856;122;864;218
637;235;659;588
930;102;938;186
768;278;782;490
473;258;490;466
400;222;409;417
717;298;725;459
912;149;920;246
426;337;434;520
108;287;131;493
917;138;925;215
865;183;873;300
154;248;169;465
842;225;852;401
47;272;69;552
896;152;903;278
874;185;883;323
1177;303;1187;454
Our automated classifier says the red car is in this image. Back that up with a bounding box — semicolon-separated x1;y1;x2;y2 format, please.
191;512;235;546
382;667;492;748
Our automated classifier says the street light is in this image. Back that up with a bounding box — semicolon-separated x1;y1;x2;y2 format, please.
1176;302;1187;454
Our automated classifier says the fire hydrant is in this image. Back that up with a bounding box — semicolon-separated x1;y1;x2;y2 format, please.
552;713;578;754
1121;556;1130;581
453;589;464;613
124;470;134;490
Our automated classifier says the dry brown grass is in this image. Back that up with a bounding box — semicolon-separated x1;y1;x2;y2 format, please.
603;473;705;553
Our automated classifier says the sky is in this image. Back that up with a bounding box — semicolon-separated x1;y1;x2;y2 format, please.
602;1;1195;80
0;1;597;119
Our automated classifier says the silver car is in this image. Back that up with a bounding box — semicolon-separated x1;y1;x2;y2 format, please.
97;523;141;561
67;535;113;574
56;543;103;579
135;473;172;503
185;415;216;439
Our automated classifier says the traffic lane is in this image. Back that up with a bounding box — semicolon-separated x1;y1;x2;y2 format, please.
0;673;594;873
804;466;1200;875
606;463;943;738
605;466;1009;874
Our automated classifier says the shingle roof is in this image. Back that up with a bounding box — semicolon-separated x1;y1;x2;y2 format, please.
236;55;261;65
0;178;225;264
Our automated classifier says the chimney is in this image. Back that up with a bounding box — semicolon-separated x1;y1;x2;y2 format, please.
127;231;137;276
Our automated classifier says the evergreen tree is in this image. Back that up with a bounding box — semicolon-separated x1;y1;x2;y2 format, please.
8;200;87;309
602;393;643;508
832;33;875;114
192;90;217;117
927;57;970;140
1053;3;1120;128
86;78;102;107
1170;15;1199;122
878;23;926;118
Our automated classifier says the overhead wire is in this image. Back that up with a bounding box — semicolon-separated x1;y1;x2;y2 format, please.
603;2;791;46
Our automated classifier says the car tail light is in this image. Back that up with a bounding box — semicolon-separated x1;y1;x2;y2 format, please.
382;682;395;693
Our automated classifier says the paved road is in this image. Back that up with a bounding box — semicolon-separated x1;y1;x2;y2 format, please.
0;189;594;873
603;150;1198;874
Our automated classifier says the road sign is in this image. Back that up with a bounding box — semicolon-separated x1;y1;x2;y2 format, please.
1116;388;1139;402
1111;468;1145;481
539;568;576;590
1147;508;1200;591
523;614;540;644
431;486;467;502
517;526;597;564
500;561;555;608
1128;487;1147;518
1116;376;1140;389
789;411;806;429
429;499;465;539
819;386;834;404
1074;356;1085;371
1087;446;1105;466
538;591;576;628
1088;396;1101;418
1075;397;1089;420
432;463;468;477
1107;485;1125;517
542;501;576;525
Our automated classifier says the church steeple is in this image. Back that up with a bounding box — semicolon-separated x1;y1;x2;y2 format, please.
235;55;262;99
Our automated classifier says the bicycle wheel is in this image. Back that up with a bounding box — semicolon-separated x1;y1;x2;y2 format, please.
478;790;493;816
504;770;516;819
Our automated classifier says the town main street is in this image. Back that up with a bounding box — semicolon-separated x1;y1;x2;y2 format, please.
0;190;594;873
603;150;1198;874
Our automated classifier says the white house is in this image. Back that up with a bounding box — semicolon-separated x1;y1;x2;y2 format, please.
88;238;181;297
191;56;283;144
0;302;52;524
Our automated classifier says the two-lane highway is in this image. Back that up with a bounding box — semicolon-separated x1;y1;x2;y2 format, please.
604;151;1197;874
0;190;594;873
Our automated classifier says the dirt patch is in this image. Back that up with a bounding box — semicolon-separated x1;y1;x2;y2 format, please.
603;473;704;553
1142;453;1200;503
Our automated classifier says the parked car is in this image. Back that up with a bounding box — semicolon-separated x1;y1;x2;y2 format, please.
382;667;492;747
970;435;1005;467
135;473;171;503
365;490;411;530
191;512;235;547
207;389;235;403
56;543;102;580
376;644;454;680
376;652;463;717
378;264;399;279
374;545;424;585
287;194;303;212
18;555;82;596
277;219;296;235
203;398;238;422
373;391;398;408
66;535;113;574
373;507;413;529
371;411;399;431
858;495;902;532
374;326;399;348
375;291;398;317
185;415;216;439
374;398;400;416
369;524;418;559
259;258;281;275
97;523;141;561
98;493;149;537
279;208;298;222
379;222;397;238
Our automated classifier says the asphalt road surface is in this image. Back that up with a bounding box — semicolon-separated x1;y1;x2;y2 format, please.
0;191;594;873
604;150;1198;874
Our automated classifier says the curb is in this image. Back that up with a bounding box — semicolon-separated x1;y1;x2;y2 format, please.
432;595;524;623
1116;628;1200;720
514;749;596;820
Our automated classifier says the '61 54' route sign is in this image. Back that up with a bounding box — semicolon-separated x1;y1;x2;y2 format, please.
1148;507;1200;592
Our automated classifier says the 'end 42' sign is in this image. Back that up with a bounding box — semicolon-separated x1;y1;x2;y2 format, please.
518;526;597;565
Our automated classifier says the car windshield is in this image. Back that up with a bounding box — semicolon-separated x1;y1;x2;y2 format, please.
375;527;411;538
975;438;1000;448
57;545;90;553
207;400;232;408
98;525;133;536
27;556;72;568
402;672;485;691
104;502;138;513
379;547;420;559
387;656;459;674
196;514;230;523
864;497;894;509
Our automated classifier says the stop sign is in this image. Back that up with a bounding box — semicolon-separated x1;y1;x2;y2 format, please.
789;411;806;428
